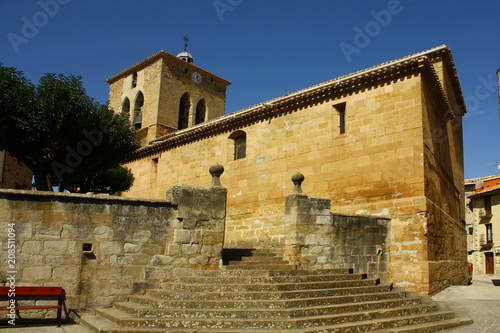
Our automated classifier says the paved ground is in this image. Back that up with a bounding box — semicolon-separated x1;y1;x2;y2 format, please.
2;274;500;332
432;273;500;333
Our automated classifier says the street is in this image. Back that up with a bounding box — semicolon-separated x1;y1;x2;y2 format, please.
432;273;500;333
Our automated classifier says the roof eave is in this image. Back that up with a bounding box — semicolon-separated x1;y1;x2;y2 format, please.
105;50;232;86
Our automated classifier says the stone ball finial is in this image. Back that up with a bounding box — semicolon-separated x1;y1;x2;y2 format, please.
209;163;224;187
292;172;305;195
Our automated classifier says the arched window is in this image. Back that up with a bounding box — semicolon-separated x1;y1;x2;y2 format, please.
195;99;206;125
178;92;191;130
133;91;144;129
229;131;246;160
121;97;130;116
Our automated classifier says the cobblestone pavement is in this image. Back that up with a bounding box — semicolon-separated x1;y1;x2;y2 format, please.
2;274;500;332
432;273;500;333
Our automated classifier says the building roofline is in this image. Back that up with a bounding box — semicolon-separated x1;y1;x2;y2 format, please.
105;50;232;86
127;45;465;161
465;175;500;184
469;185;500;198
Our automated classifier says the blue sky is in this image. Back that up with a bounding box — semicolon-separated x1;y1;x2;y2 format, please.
1;0;499;179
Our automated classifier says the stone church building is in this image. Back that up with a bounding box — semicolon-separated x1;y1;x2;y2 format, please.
108;45;467;295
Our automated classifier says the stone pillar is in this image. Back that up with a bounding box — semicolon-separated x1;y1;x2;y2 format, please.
283;172;332;268
165;163;227;271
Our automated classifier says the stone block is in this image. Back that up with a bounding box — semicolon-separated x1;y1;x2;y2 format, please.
311;246;324;254
316;215;332;225
21;240;42;254
23;266;52;281
173;267;193;277
35;224;62;239
124;242;141;253
182;244;200;255
94;226;114;240
99;241;122;256
201;245;213;255
149;254;174;265
15;253;43;265
52;267;79;281
109;254;132;266
45;254;74;265
44;240;68;253
123;266;145;280
110;280;131;296
317;256;328;264
305;234;317;245
167;244;180;255
174;229;191;243
86;267;118;281
202;231;223;245
198;256;209;265
133;230;152;243
145;266;172;280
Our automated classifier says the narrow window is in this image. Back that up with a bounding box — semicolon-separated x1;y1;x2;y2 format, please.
131;72;137;89
178;92;191;130
133;91;144;129
334;102;346;134
195;99;206;125
151;157;158;180
486;224;493;243
229;131;246;160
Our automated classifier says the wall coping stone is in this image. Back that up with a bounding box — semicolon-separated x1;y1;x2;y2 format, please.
0;189;173;206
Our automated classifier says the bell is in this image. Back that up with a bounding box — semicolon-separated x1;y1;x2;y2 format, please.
134;110;142;129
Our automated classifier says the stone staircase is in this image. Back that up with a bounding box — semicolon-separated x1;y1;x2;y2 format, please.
80;250;470;332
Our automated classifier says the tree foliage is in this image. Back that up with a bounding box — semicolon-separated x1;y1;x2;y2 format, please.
0;63;140;192
59;165;135;195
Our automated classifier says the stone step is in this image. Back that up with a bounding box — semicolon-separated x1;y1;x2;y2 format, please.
178;272;367;284
160;278;378;292
113;297;423;319
129;290;406;309
146;283;391;301
371;318;473;333
193;268;353;277
92;304;444;330
81;311;464;333
299;311;457;333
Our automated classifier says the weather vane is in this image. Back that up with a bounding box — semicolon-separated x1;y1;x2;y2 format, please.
183;33;189;52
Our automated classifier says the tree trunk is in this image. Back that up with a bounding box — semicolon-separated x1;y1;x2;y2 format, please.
33;166;52;191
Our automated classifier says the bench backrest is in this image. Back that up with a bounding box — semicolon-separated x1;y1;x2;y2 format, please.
0;286;63;296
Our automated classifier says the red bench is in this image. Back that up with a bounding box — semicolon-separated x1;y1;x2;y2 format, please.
0;286;64;327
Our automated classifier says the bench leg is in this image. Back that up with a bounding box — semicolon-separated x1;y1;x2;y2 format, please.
57;298;63;327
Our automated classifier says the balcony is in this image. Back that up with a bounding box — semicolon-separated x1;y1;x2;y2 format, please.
478;208;492;217
479;234;493;247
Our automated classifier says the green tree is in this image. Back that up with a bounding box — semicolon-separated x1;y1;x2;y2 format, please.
59;165;135;195
0;64;139;191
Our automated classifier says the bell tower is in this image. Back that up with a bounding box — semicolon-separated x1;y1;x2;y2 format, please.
106;40;231;146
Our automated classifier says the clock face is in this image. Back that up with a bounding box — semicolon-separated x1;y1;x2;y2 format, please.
192;72;202;84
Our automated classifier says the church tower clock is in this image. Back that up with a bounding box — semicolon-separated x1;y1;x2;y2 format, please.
106;37;231;147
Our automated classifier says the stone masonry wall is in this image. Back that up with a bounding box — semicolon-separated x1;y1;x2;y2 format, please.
284;175;390;282
0;175;226;311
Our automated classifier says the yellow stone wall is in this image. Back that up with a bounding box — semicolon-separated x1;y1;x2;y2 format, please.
118;53;466;294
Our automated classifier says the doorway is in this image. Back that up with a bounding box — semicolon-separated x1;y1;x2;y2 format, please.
485;252;495;274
